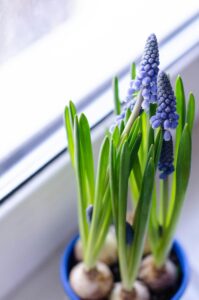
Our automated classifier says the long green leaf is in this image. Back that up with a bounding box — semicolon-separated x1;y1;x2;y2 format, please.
186;92;195;132
113;76;121;115
148;183;159;253
148;130;162;252
110;140;118;229
74;117;89;253
95;137;110;206
69;100;77;126
175;76;186;155
64;106;75;167
156;124;192;267
139;112;147;167
128;117;141;149
118;141;131;287
154;128;163;170
85;137;110;267
112;125;120;147
79;114;95;204
129;133;142;206
129;156;155;283
92;187;112;262
125;108;131;125
170;124;191;232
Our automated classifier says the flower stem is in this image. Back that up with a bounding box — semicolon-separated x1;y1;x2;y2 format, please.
162;177;169;228
121;91;143;139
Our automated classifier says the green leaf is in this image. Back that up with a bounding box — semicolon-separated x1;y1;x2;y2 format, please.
175;76;186;154
125;108;131;124
113;76;121;115
149;103;157;118
95;137;110;206
147;144;155;163
148;131;162;253
186;92;195;132
79;114;95;204
118;141;131;284
129;133;142;205
64;106;75;167
148;183;159;253
147;126;154;151
131;62;136;80
128;117;141;149
85;137;110;268
129;155;155;283
172;124;191;226
119;120;125;135
92;190;112;263
139;112;148;166
69;100;77;126
129;133;142;171
112;125;120;147
154;128;163;169
74;117;89;252
109;140;118;228
156;124;192;267
130;155;142;206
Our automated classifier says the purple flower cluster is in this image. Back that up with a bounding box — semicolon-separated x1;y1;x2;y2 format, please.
150;71;179;141
126;33;159;110
158;137;174;179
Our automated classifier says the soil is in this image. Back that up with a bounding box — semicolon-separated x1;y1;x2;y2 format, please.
70;249;181;300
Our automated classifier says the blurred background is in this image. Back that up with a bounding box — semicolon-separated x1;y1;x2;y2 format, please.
0;0;198;200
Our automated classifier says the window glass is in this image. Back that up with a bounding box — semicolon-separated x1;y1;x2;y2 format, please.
0;0;198;201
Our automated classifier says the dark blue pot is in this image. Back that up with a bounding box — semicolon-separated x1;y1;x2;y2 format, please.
60;235;189;300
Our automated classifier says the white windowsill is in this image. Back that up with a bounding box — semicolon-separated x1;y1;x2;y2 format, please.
4;120;199;300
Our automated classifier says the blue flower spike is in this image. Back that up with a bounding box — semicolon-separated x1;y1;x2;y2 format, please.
127;33;159;110
158;137;174;179
110;34;159;133
150;71;179;141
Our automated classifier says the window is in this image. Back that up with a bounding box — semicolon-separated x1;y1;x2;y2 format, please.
0;2;198;202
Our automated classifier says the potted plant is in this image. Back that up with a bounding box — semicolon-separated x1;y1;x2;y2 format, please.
60;34;195;299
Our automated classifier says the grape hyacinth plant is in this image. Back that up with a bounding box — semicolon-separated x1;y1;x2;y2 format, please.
62;33;195;300
110;33;195;298
64;96;148;299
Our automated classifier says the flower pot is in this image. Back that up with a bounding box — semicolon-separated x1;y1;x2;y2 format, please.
60;235;189;300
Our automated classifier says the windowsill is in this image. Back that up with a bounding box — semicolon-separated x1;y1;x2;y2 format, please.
3;118;199;300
